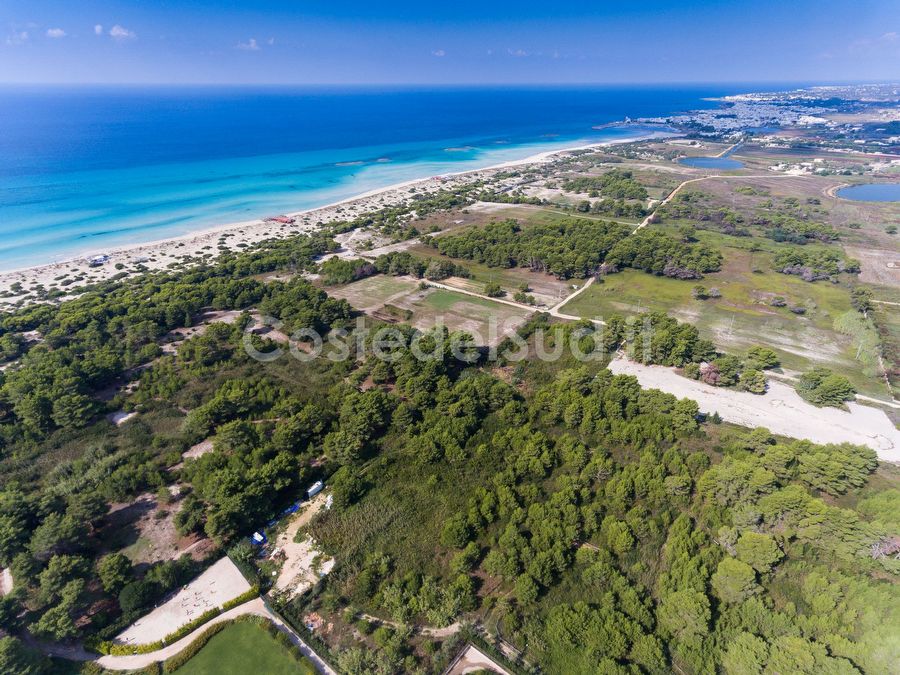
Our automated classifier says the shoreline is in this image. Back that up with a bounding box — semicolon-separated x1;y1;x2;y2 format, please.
0;129;674;303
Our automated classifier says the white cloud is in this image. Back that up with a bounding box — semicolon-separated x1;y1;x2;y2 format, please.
431;49;446;57
109;24;136;41
849;31;900;54
46;28;66;39
237;38;260;51
5;30;29;46
507;48;529;57
94;24;103;36
267;37;275;46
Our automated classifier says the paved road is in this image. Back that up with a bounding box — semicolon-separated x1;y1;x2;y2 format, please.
32;597;336;675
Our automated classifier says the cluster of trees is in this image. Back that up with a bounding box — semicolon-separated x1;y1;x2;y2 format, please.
576;197;646;218
657;191;752;237
605;230;723;279
427;218;629;278
681;345;780;394
761;214;840;244
334;188;474;241
796;367;857;407
475;189;544;205
773;248;861;282
318;257;377;285
428;218;722;280
371;251;470;281
0;234;367;653
561;169;649;200
319;252;472;287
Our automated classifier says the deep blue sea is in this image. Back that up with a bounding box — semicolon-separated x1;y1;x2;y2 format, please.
0;85;751;270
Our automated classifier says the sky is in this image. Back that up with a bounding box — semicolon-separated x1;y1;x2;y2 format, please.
1;0;898;85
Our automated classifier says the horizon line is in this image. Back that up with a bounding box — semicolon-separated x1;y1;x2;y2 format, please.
0;79;891;88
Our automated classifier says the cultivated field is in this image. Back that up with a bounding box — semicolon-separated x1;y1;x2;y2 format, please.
327;274;422;312
328;274;534;346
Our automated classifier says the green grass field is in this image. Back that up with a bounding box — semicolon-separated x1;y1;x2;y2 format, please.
326;274;421;311
176;621;315;675
404;288;533;345
558;233;891;398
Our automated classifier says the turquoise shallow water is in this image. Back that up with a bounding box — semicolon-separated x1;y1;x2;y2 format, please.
0;85;749;270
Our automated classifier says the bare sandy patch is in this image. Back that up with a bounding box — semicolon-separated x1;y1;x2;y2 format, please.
844;246;900;288
106;493;213;565
608;355;900;461
446;644;513;675
106;411;138;427
115;557;251;646
272;493;335;599
183;439;214;461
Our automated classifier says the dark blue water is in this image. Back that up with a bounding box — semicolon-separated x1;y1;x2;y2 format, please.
837;183;900;202
0;85;749;269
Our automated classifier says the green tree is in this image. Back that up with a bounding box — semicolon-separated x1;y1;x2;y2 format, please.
657;589;710;642
515;573;539;604
440;515;470;549
796;368;855;407
97;553;132;594
330;466;365;508
738;369;767;394
484;282;505;298
722;632;769;675
601;517;635;556
118;579;154;614
735;532;783;573
745;346;780;370
711;557;759;603
0;636;46;675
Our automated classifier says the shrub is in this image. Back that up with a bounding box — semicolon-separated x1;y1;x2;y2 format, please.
796;368;856;407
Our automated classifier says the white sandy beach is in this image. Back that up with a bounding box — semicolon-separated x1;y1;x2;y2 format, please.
0;131;672;308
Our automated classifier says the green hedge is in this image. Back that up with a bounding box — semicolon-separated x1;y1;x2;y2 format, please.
162;620;232;673
89;586;260;656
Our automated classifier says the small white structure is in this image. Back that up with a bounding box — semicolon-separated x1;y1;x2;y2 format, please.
307;481;324;499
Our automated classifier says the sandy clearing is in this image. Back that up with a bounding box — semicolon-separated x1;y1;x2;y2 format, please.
607;355;900;461
115;557;251;646
273;493;334;598
445;644;513;675
183;439;214;460
844;245;900;288
106;411;138;426
1;568;12;596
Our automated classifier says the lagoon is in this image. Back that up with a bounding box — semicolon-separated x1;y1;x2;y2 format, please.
836;183;900;202
678;156;744;170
